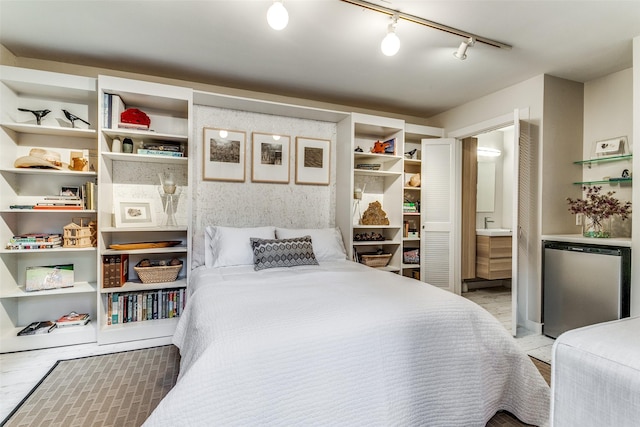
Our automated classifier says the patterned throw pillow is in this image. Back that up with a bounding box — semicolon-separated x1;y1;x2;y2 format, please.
250;236;319;271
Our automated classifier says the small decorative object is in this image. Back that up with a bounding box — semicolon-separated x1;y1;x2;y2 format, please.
114;200;155;228
594;136;627;157
203;127;246;182
18;108;50;125
295;136;330;185
353;183;366;222
403;248;420;264
407;173;421;187
405;148;417;159
62;109;90;128
63;217;94;247
112;137;122;153
360;201;390;225
354;232;385;241
371;140;390;154
252;132;291;183
567;186;631;238
384;138;395;154
26;264;74;291
158;172;181;227
354;146;363;152
355;163;381;170
122;138;134;153
622;169;630;178
14;148;67;170
120;108;151;127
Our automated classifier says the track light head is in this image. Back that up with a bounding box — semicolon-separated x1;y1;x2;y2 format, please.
381;14;400;56
267;0;289;30
453;37;475;60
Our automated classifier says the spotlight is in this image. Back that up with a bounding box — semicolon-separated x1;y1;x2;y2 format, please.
454;37;475;60
380;14;400;56
267;0;289;30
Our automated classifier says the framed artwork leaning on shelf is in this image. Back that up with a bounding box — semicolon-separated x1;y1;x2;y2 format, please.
252;132;290;184
295;136;330;185
114;200;155;228
203;127;246;182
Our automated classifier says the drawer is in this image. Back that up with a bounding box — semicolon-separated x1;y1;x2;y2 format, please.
476;235;512;258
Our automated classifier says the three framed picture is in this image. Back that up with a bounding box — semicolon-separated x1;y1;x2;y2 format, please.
202;127;330;185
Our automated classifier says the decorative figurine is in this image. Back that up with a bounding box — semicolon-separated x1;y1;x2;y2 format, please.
354;146;363;152
18;108;50;125
360;201;390;225
371;140;390;154
62;109;91;128
405;148;417;159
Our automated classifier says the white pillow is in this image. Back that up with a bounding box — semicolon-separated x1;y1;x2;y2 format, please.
275;227;347;262
206;226;276;268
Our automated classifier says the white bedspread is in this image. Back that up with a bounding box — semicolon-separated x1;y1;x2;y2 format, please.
144;261;549;426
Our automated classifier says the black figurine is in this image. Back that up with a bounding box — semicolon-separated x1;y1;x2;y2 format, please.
62;109;91;128
405;148;417;159
18;108;50;125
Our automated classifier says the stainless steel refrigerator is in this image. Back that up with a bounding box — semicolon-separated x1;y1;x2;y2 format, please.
542;241;631;339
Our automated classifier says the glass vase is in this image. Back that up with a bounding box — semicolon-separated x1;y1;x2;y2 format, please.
582;216;611;238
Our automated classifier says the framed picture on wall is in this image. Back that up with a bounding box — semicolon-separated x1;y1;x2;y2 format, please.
203;127;246;182
114;200;155;228
251;132;290;184
295;136;330;185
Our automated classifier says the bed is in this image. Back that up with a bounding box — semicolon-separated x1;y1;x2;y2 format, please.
144;226;550;426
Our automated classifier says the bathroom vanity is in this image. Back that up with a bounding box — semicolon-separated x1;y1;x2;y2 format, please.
476;229;512;280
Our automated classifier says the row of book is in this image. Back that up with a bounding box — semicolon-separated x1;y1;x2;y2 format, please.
8;181;96;211
17;312;90;336
6;233;62;250
106;288;186;325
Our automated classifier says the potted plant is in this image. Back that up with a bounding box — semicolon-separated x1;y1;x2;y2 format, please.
567;186;632;238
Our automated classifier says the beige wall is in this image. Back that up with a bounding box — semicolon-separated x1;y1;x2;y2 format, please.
633;35;640;316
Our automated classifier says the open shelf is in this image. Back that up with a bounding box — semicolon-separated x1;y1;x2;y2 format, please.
574;154;632;166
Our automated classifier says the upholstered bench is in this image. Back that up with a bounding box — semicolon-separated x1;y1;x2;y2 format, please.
551;316;640;426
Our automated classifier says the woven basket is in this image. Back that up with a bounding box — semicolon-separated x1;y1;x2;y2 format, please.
360;254;392;268
134;264;182;284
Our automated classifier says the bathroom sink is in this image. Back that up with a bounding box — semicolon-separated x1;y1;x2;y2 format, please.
476;228;512;237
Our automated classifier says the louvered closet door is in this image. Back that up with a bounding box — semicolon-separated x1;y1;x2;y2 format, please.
421;139;457;292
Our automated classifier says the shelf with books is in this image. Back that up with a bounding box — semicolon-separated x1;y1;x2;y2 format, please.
1;321;97;353
102;128;187;144
0;66;99;352
99;278;187;294
101;151;188;164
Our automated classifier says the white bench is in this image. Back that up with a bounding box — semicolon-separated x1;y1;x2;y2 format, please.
551;316;640;426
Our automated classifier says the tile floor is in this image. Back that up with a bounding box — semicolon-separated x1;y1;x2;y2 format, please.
1;286;554;422
462;285;555;363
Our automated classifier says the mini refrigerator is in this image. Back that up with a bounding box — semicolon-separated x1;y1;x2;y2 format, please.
542;241;631;339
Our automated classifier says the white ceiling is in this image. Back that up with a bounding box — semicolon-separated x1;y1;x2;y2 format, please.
1;0;639;118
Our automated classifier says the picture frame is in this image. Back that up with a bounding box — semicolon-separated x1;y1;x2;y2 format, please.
252;132;290;183
295;136;330;185
203;127;246;182
60;185;80;198
114;200;155;228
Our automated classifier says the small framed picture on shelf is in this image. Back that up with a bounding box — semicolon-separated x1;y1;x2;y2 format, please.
60;185;80;198
252;132;290;184
114;200;155;228
295;136;330;185
203;127;246;182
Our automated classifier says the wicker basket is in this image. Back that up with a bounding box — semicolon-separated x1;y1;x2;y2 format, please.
360;253;392;268
134;264;182;284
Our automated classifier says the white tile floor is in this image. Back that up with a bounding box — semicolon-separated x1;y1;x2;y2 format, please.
1;286;554;422
462;285;554;364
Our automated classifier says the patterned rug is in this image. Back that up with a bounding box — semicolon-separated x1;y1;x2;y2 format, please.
1;346;179;427
1;346;549;427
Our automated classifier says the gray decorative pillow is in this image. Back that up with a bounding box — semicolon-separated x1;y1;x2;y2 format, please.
250;236;319;271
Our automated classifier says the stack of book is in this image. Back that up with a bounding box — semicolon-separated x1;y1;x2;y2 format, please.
34;195;83;210
55;312;90;328
6;233;62;250
17;321;57;336
138;142;184;157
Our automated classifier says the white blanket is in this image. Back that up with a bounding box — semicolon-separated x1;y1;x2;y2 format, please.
145;261;549;426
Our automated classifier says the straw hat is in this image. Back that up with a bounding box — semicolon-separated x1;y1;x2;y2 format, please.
14;148;69;170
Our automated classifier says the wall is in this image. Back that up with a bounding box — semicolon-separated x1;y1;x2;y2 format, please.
633;35;640;316
190;106;338;267
583;68;633;238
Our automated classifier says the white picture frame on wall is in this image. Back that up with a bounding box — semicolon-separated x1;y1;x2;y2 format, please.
203;127;246;182
251;132;290;184
295;136;330;185
114;200;155;228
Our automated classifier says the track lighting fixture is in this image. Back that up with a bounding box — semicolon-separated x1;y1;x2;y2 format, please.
454;37;475;60
380;14;400;56
267;0;288;30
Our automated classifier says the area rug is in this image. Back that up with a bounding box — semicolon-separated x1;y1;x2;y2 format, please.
2;346;549;427
1;345;179;427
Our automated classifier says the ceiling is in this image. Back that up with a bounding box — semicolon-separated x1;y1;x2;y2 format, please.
1;1;639;118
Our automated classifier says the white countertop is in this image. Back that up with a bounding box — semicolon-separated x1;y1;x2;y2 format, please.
542;234;632;247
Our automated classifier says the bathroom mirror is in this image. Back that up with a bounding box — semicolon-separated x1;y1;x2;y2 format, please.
476;162;495;212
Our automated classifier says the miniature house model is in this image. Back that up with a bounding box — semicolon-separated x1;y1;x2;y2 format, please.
63;218;96;248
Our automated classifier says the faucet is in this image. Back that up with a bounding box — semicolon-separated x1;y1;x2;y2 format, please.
484;216;494;229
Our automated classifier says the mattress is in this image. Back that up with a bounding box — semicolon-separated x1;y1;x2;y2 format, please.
144;261;549;426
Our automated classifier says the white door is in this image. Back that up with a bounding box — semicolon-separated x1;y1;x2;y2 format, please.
421;138;458;293
512;110;533;336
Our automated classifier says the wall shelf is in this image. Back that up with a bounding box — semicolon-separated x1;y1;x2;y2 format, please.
574;154;632;167
573;178;632;185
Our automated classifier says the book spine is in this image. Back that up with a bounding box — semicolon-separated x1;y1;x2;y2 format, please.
110;94;125;129
103;93;111;129
137;149;183;157
112;292;119;325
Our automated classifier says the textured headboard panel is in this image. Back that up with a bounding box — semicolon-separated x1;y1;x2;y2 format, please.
191;105;338;268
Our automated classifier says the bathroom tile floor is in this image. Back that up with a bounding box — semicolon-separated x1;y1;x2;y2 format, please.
462;286;554;363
